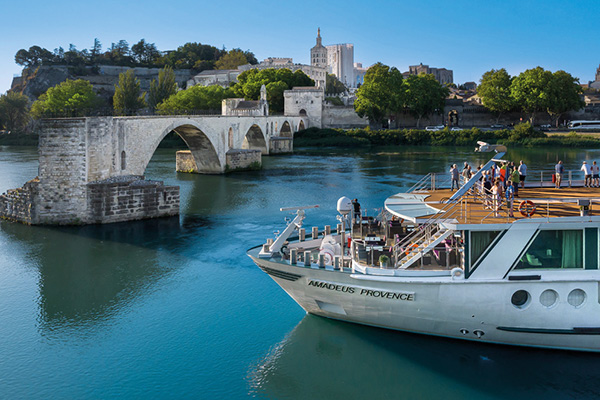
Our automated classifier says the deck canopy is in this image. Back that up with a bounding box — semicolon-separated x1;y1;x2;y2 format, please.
384;193;441;223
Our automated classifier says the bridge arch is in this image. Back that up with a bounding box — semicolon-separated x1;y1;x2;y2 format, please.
280;121;292;138
298;120;305;131
143;120;222;174
242;124;268;154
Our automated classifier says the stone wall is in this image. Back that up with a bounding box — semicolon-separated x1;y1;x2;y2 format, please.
87;176;179;224
284;87;324;128
269;137;293;154
226;149;261;171
322;106;368;128
0;178;40;224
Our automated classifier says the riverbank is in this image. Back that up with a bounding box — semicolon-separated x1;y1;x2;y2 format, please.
294;126;600;148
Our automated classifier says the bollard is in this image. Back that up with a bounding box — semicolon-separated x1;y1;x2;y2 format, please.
325;225;331;235
290;248;297;265
312;226;319;240
334;256;341;270
299;228;305;242
318;254;326;268
304;251;312;267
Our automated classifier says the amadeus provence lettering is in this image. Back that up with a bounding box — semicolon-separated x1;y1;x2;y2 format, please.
307;280;414;301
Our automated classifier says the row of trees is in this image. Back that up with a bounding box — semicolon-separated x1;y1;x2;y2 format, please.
478;67;584;125
15;39;258;72
354;63;449;127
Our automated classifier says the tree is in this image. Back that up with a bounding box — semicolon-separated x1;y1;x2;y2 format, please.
511;66;553;124
215;49;250;70
162;42;225;70
477;68;514;123
404;73;449;128
148;66;178;110
326;74;346;95
31;79;101;117
232;68;314;112
0;92;30;132
546;70;584;127
131;39;160;65
113;70;146;115
14;45;54;68
89;38;102;62
354;63;405;125
156;85;236;113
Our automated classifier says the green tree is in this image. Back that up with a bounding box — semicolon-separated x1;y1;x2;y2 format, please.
162;42;224;70
354;63;405;125
546;70;584;127
232;68;314;112
31;79;101;117
89;38;102;62
477;68;514;123
148;66;178;110
326;74;347;95
0;92;30;132
215;49;250;70
113;70;146;115
156;85;236;113
15;45;54;68
404;73;449;128
131;39;160;65
511;66;553;124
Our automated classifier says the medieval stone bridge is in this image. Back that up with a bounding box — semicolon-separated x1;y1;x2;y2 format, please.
0;114;309;225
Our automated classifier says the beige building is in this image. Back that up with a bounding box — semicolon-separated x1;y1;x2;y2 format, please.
405;63;454;85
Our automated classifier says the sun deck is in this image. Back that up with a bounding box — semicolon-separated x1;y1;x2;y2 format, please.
419;185;600;225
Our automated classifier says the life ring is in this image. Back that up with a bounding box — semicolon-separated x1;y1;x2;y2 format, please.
519;200;536;217
405;243;418;255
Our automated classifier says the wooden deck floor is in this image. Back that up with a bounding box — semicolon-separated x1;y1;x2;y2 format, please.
420;185;600;224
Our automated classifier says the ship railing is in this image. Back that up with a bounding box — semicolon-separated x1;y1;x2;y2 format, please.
407;173;433;193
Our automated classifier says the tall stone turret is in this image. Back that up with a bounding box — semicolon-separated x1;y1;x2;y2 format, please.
311;28;327;69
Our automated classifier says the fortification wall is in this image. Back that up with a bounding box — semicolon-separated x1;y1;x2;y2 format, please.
322;106;368;128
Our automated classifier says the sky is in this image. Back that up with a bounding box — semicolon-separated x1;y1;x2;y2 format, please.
1;0;599;94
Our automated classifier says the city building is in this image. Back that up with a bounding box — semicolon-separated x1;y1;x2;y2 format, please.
326;43;355;88
222;85;269;117
589;64;600;90
404;63;454;85
353;63;368;87
310;28;328;70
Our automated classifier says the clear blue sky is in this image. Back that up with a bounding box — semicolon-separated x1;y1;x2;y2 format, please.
1;0;599;94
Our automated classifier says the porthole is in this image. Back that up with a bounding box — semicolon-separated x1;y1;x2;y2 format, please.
539;289;558;308
511;290;530;309
567;289;586;308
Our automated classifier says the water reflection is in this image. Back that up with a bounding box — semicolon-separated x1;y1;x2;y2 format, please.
249;315;600;400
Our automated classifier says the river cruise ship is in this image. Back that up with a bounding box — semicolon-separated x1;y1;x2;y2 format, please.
248;142;600;352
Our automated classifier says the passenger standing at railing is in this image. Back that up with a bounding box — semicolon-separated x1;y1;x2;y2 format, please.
492;179;502;217
511;167;520;197
592;161;600;188
581;161;593;187
505;180;515;217
352;199;361;222
461;162;470;185
483;171;493;209
518;160;527;189
555;161;564;189
450;164;460;190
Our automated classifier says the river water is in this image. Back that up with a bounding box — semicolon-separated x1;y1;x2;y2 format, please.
1;145;600;399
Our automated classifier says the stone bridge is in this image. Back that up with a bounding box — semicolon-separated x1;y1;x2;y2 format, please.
0;114;309;225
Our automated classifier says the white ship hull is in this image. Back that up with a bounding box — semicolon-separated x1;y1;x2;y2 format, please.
250;253;600;352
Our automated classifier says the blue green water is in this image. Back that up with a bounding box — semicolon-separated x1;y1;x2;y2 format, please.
1;145;600;399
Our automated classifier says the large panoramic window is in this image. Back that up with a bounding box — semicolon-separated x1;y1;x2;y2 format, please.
471;231;501;267
515;230;583;269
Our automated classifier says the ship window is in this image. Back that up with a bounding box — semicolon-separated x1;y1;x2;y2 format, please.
515;230;583;270
470;231;501;267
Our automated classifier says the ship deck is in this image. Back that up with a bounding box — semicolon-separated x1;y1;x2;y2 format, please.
420;185;600;224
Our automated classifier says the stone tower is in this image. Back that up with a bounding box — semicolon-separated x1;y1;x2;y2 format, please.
311;28;327;69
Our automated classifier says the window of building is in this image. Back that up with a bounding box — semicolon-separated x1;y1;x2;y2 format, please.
515;230;583;269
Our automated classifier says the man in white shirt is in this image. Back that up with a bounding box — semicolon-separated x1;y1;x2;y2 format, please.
581;161;592;187
518;160;527;189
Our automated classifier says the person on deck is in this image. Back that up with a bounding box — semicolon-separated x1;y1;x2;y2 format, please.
581;161;592;187
592;161;600;188
450;164;460;190
518;160;527;189
511;167;520;197
505;180;515;217
352;199;361;222
555;161;564;189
